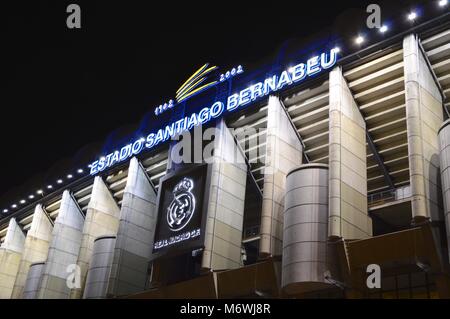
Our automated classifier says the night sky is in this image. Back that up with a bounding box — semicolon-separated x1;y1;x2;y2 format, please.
2;0;432;209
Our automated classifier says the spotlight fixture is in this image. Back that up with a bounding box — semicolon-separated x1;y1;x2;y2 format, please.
37;190;43;195
67;174;73;179
77;169;84;174
47;185;53;190
439;0;448;7
12;204;17;209
57;179;63;184
355;36;365;45
20;200;26;204
2;209;8;213
379;25;389;33
408;11;417;21
29;195;35;199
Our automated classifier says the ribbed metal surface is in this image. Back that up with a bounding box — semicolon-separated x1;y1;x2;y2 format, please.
282;164;331;295
22;262;45;299
83;236;116;299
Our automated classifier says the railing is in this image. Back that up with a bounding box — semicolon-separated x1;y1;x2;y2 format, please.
368;186;412;207
368;189;396;206
243;225;260;240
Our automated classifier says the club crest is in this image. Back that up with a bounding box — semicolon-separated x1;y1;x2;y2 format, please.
167;178;196;231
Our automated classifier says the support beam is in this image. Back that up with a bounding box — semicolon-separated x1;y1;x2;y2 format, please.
403;34;444;223
260;96;303;258
12;204;53;299
0;218;25;299
37;190;85;299
328;66;372;240
107;157;158;298
366;131;396;191
201;119;248;270
70;176;120;299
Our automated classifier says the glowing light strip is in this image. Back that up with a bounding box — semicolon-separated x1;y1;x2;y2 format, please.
177;81;218;103
176;76;207;101
89;48;338;176
176;65;218;102
176;63;209;94
177;66;217;97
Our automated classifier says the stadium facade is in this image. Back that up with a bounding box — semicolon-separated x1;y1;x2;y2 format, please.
1;10;450;299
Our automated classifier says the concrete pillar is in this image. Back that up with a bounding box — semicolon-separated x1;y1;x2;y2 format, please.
70;176;120;299
12;205;53;298
37;190;85;299
438;120;450;260
282;164;332;295
404;34;444;223
23;262;45;299
328;67;372;240
260;96;303;257
201;119;248;270
0;218;25;299
107;157;157;297
83;236;116;299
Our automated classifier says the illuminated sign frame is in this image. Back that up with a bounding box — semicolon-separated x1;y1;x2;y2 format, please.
151;163;211;259
89;48;338;175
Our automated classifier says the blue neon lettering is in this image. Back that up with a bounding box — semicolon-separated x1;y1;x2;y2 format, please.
187;113;198;130
227;94;239;111
210;101;224;118
110;151;119;166
89;49;338;175
321;49;338;69
307;56;321;75
276;71;293;90
263;75;277;95
239;88;252;106
119;144;132;161
198;107;211;124
251;83;264;101
145;134;155;148
290;63;306;82
90;161;99;175
131;139;144;155
164;123;175;141
98;157;106;171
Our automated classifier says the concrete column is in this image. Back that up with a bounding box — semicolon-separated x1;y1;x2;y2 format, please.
37;190;85;299
328;67;372;240
0;218;25;299
404;34;444;223
107;157;157;297
70;176;120;299
84;236;116;299
282;164;332;295
23;262;45;299
260;96;303;257
12;205;53;298
438;120;450;261
201;119;248;270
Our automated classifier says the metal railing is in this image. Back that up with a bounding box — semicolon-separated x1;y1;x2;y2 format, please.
243;225;260;240
368;189;397;206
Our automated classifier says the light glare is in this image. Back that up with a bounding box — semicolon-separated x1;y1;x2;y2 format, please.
408;11;417;21
379;25;388;33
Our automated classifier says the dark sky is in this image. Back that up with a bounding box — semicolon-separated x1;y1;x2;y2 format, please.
1;0;433;209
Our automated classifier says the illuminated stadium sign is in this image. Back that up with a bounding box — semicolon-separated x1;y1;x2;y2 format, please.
152;164;210;256
89;48;339;175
